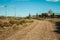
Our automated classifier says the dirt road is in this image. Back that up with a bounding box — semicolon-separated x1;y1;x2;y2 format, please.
5;20;58;40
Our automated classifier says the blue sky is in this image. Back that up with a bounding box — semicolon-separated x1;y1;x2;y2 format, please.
0;0;60;17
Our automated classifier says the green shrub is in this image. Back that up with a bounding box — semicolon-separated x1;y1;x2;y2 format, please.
20;19;26;25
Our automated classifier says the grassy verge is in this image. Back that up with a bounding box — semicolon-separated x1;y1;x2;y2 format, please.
45;18;60;34
0;17;33;40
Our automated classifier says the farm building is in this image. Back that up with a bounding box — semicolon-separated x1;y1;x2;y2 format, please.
41;10;55;18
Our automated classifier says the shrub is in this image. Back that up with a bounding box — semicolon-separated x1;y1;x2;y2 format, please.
12;24;19;30
3;22;12;27
9;20;21;25
0;16;5;19
0;21;4;27
20;20;26;25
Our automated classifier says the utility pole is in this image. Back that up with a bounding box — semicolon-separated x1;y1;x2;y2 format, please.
4;5;7;17
14;7;16;17
0;5;6;16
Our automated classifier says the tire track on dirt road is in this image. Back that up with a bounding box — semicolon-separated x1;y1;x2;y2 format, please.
5;20;39;40
5;20;58;40
21;21;58;40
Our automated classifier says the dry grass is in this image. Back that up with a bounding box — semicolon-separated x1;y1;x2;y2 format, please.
44;18;60;23
0;18;33;40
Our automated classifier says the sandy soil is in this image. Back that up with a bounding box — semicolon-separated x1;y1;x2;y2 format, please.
5;20;59;40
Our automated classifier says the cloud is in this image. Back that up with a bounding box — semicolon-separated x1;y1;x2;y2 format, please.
46;0;60;2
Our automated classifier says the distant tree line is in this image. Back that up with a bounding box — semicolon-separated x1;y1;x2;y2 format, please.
26;10;60;19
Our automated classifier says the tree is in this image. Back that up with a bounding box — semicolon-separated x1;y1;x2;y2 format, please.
41;13;48;18
36;13;39;18
27;13;31;19
29;13;31;18
48;9;53;17
51;13;55;18
48;9;53;14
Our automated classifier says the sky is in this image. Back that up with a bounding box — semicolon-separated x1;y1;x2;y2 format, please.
0;0;60;17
